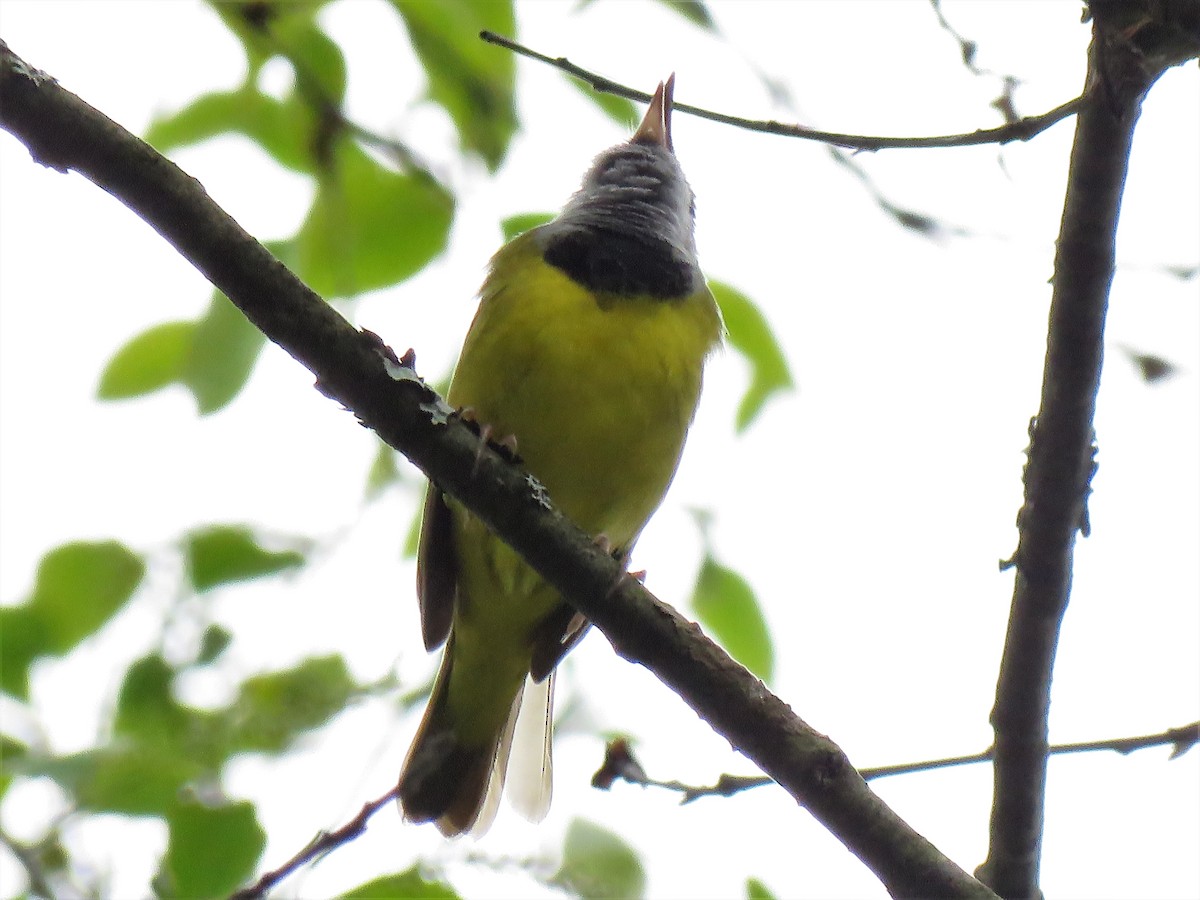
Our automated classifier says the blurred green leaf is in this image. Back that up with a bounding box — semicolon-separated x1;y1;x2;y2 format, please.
366;440;403;500
186;525;305;592
112;654;227;770
227;655;357;754
341;867;460;900
500;212;554;243
0;607;44;700
272;15;348;105
0;734;27;798
161;799;265;899
568;80;640;128
182;292;266;414
19;745;199;815
658;0;716;29
0;541;144;698
97;321;193;399
403;496;424;559
115;655;191;744
208;0;331;77
554;818;645;900
709;281;793;433
391;0;518;169
692;555;774;683
82;748;196;815
296;141;453;298
146;88;318;173
196;624;234;665
746;877;778;900
577;0;714;29
95;293;264;414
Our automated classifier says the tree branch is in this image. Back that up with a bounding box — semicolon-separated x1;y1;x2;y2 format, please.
981;5;1200;897
479;30;1082;150
0;40;993;898
229;787;400;900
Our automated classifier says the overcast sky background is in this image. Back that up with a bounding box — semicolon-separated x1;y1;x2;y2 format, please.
1;2;1197;898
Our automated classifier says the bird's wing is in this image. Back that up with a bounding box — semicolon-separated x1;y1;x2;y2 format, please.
415;484;456;651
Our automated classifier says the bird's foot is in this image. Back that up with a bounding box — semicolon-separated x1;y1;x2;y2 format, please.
455;408;521;474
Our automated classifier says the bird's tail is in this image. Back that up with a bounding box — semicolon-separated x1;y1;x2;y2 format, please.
398;640;556;836
397;638;518;836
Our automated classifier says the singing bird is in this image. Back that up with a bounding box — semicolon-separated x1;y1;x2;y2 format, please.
398;76;721;835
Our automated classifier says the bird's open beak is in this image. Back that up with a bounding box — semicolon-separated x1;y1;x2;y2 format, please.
631;73;675;152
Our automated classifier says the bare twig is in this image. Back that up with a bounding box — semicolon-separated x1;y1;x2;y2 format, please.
594;722;1200;802
0;827;58;900
479;30;1081;151
928;0;1023;123
229;786;400;900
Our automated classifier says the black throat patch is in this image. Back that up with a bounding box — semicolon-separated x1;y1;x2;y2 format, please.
542;227;696;300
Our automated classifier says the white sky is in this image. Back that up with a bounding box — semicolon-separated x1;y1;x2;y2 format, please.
1;2;1197;898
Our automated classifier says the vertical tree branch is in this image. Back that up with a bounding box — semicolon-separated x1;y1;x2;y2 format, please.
981;5;1199;897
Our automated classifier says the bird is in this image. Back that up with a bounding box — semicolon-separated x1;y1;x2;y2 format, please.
398;75;721;836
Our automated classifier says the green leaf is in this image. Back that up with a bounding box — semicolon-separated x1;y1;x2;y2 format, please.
114;655;191;744
391;0;518;169
83;748;196;815
270;15;348;106
227;656;357;754
402;495;423;559
500;212;554;243
709;281;794;433
0;541;144;699
195;624;233;665
97;321;194;399
161;799;265;899
658;0;717;29
0;734;27;798
692;555;774;683
0;607;45;700
366;440;402;500
145;88;318;174
181;292;266;414
208;1;330;74
94;293;264;414
111;654;227;769
18;745;200;815
746;877;778;900
554;818;645;900
295;140;453;298
185;526;305;592
341;867;460;900
568;80;639;128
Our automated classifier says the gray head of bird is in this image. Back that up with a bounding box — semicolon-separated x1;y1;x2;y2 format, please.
540;75;702;299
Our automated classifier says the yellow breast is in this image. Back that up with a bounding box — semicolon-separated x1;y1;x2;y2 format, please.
449;229;722;548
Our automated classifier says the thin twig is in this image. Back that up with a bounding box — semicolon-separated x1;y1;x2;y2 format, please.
479;30;1082;150
229;786;400;900
593;722;1199;802
0;827;58;900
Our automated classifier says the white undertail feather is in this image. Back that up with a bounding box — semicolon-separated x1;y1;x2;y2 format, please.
507;672;555;823
458;689;523;837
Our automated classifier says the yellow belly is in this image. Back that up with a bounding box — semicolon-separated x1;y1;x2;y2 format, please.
440;229;721;733
450;229;721;546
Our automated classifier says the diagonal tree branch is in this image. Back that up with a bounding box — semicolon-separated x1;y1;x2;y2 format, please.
0;40;994;899
980;4;1200;898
